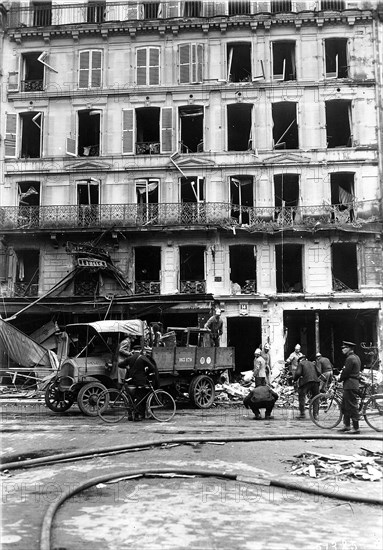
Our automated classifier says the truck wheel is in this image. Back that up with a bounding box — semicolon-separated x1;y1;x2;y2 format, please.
45;381;74;412
77;382;107;416
189;375;215;409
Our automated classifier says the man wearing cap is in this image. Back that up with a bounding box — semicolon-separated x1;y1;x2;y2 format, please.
204;310;223;347
261;343;272;384
286;344;304;382
338;341;361;434
293;355;321;419
253;348;267;386
315;352;333;393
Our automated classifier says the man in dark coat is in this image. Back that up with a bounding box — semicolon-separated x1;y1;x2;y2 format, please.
338;341;361;434
315;352;333;392
243;381;279;420
293;355;321;419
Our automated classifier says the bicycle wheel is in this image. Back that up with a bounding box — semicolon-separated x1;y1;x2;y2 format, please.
147;390;176;422
363;394;383;432
309;393;342;429
97;389;130;423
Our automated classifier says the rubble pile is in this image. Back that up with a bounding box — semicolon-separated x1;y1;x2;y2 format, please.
287;449;383;481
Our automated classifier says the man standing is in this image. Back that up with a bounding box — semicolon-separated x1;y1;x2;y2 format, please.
293;355;321;419
286;344;303;381
204;309;223;347
315;352;333;392
253;348;267;386
261;343;271;384
244;380;279;420
338;341;361;434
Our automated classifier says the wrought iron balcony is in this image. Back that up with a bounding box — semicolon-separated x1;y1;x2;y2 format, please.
0;201;380;232
136;142;160;155
135;281;161;295
180;280;206;294
21;79;44;92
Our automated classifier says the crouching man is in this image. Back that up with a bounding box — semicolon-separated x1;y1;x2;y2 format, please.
244;381;279;420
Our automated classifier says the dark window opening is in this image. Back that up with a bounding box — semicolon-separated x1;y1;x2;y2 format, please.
181;176;205;223
325;100;352;148
143;2;161;18
230;175;253;224
180;246;205;294
274;174;299;224
273;41;296;81
228;1;251;15
136;107;160;155
179;106;203;153
14;250;39;297
183;1;202;16
136;179;159;224
87;1;106;23
227;103;252;151
227;43;251;82
78;110;100;157
33;2;52;26
135;246;161;295
77;179;99;226
332;243;358;291
17;182;40;228
271;1;292;13
74;269;99;296
22;52;44;92
230;245;256;294
20;112;42;159
272;102;298;149
325;38;348;78
330;172;355;221
321;1;345;10
276;244;303;293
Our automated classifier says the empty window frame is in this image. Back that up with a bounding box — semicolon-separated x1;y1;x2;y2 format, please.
17;182;40;228
227;43;252;82
77;110;101;157
325;100;352;148
179;43;203;84
134;246;161;294
143;2;162;18
183;1;202;16
227;103;253;151
230;245;256;293
275;244;303;293
179;106;204;153
321;1;345;10
230;176;254;224
181;176;205;223
228;1;251;15
87;1;106;23
78;50;102;89
77;179;99;227
14;250;40;297
272;41;296;81
330;172;355;220
21;52;44;91
325;38;348;78
136;179;159;224
332;243;358;290
272;102;298;149
136;107;160;154
136;47;160;86
179;246;205;293
33;2;52;26
274;174;299;207
20;112;43;158
271;1;292;13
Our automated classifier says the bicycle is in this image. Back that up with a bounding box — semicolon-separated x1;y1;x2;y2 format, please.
96;377;176;423
308;375;383;432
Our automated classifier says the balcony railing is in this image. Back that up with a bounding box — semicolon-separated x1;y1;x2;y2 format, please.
0;201;380;232
180;280;206;294
21;79;44;92
135;280;161;295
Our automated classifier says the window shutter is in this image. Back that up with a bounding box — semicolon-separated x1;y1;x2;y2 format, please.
196;44;203;82
66;136;76;156
79;51;90;88
137;48;147;85
91;50;102;88
149;48;160;85
179;44;190;84
8;71;19;92
167;1;180;17
122;109;134;154
161;107;173;153
125;3;139;19
5;113;17;158
0;250;8;281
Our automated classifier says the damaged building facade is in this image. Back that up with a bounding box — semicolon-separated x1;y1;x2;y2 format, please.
0;0;382;372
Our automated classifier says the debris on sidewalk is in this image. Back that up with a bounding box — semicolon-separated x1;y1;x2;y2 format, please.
287;449;383;481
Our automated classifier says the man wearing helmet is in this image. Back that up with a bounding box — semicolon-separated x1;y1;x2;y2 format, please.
253;348;267;386
261;343;271;384
286;344;304;381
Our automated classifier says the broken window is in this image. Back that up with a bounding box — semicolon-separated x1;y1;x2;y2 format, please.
276;244;303;293
134;246;161;295
325;100;352;148
271;1;292;13
179;246;206;294
183;1;202;16
181;176;205;223
272;102;298;149
77;179;99;227
136;179;159;224
87;1;106;23
321;1;345;9
330;172;355;221
78;110;100;157
230;176;254;224
272;41;296;81
78;50;102;89
20;112;43;159
136;47;160;86
274;174;299;224
227;103;253;151
136;107;160;154
325;38;348;78
228;1;251;15
179;106;204;153
332;243;358;291
33;2;52;26
143;2;161;18
227;43;252;82
230;245;256;294
14;250;39;297
22;52;44;91
17;182;40;229
179;43;203;84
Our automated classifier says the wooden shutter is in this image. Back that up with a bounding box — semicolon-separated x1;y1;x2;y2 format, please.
5;113;17;158
122;109;134;154
0;249;8;281
161;107;173;153
167;1;180;17
66;137;76;156
137;48;147;85
179;44;190;84
91;50;102;88
125;3;139;19
8;71;19;92
192;44;203;83
149;48;160;85
79;51;90;88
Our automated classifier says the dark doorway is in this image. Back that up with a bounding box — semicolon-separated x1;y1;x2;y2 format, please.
227;316;262;374
283;311;316;361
